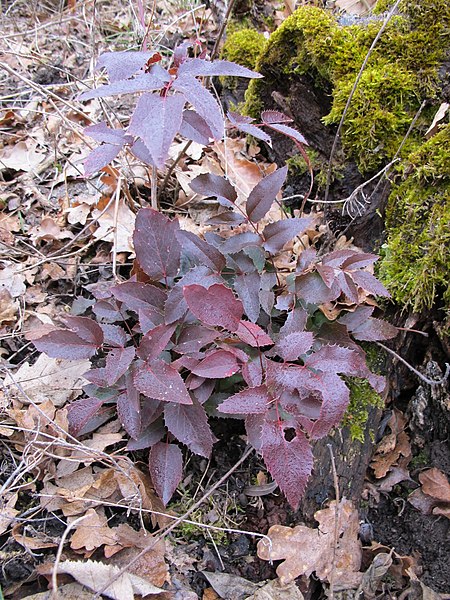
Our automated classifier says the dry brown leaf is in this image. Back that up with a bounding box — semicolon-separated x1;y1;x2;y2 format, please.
0;140;46;172
370;410;411;479
0;212;21;245
12;523;58;550
30;216;74;243
419;468;450;503
247;579;304;599
0;493;19;535
257;498;362;588
109;537;169;587
2;354;90;407
408;488;438;516
0;263;26;297
377;466;413;492
70;508;117;554
18;582;94;600
0;288;18;325
92;198;135;254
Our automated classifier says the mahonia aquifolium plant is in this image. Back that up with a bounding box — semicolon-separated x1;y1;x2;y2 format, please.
32;46;398;509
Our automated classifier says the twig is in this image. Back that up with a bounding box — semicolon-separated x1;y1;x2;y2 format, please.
376;342;450;386
112;175;123;280
327;444;340;600
323;0;402;204
51;514;89;600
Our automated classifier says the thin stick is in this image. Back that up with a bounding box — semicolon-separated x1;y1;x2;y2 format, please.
92;445;259;599
327;444;340;600
376;343;450;386
112;175;123;280
51;514;89;600
323;0;402;204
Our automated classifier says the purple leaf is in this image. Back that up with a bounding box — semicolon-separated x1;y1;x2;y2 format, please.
79;73;166;100
111;280;167;312
141;397;163;428
86;346;135;387
261;110;293;124
133;208;181;281
262;217;314;254
84;122;131;145
179;110;214;145
246;166;288;223
190;173;237;205
227;112;272;145
341;252;379;270
164;399;215;457
134;359;192;405
173;325;219;354
308;373;350;439
245;413;265;451
350;270;391;298
242;356;265;387
184;283;243;331
165;266;221;324
261;421;313;510
344;316;398;342
128;93;186;168
176;229;226;272
235;320;273;347
178;58;262;79
264;122;309;146
234;272;261;323
279;307;308;336
34;323;102;359
205;212;245;226
137;323;176;361
218;385;270;415
149;442;183;505
220;232;261;254
117;390;142;439
127;419;165;450
93;299;124;322
129;139;155;167
100;324;130;347
295;272;341;304
67;397;104;437
191;350;240;378
62;316;104;346
270;331;314;361
95;50;163;82
173;76;224;139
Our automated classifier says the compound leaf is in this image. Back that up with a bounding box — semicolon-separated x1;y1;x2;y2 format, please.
263;217;314;254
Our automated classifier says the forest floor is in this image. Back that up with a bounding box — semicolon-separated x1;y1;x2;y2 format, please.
0;1;449;599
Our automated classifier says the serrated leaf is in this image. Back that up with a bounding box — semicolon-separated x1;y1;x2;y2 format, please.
246;166;288;223
345;316;398;342
111;281;167;312
177;229;226;272
133;208;181;281
308;373;350;439
128;93;185;168
191;350;240;378
127;418;165;450
236;320;272;347
234;272;261;323
350;270;391;298
164;398;215;457
178;58;262;79
79;73;166;101
220;232;262;254
205;211;245;225
84;122;131;145
190;173;237;205
173;76;224;139
261;421;313;509
179;109;214;145
129;139;155;167
265;122;309;145
149;442;183;505
261;110;293;124
218;385;270;414
137;323;176;361
173;325;218;354
263;217;314;254
270;331;314;361
134;359;192;405
165;266;221;324
68;397;104;436
100;324;130;348
117;390;142;439
34;330;100;360
84;144;121;176
85;346;135;386
227;112;272;145
95;50;162;82
184;283;243;331
62;316;104;346
295;272;341;304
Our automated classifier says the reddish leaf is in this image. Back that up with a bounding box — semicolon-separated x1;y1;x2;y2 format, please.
261;110;293;124
227;111;272;145
179;109;214;145
62;316;104;346
236;320;273;347
94;50;162;82
34;330;100;360
67;397;104;436
246;166;288;223
133;208;181;281
117;390;142;439
128;93;185;167
262;217;314;254
111;281;167;312
205;212;245;226
261;421;313;510
350;270;391;298
308;374;350;439
234;272;261;323
92;299;124;322
84;144;122;176
242;356;265;387
149;442;183;506
137;323;176;361
177;229;226;272
134;359;192;405
84;122;131;145
100;324;130;348
270;331;314;361
129;139;155;167
164;399;215;457
79;73;166;100
165;266;221;324
191;350;240;378
178;58;262;79
127;419;165;451
339;309;397;342
265;122;309;146
245;413;265;451
173;325;218;354
218;385;271;414
86;346;135;386
295;272;341;304
189;173;237;205
173;75;224;139
183;283;243;331
220;232;262;254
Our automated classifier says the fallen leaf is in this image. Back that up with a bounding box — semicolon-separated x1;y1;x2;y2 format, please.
0;140;46;172
17;582;94;599
419;468;450;503
203;571;258;599
70;508;117;554
257;498;362;588
30;216;74;243
0;263;26;297
0;288;18;325
370;410;411;479
92;198;136;254
247;579;304;599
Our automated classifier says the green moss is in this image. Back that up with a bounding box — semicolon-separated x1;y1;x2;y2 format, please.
244;1;450;173
379;124;450;313
220;28;266;90
343;377;384;443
